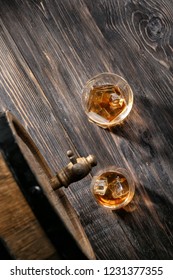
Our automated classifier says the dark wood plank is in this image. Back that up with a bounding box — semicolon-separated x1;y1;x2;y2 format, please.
0;0;173;259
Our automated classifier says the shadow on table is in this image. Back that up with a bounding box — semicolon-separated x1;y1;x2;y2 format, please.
110;95;173;166
113;186;173;259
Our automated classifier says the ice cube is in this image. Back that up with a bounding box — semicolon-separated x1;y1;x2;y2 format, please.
94;179;108;196
99;108;111;120
109;176;124;198
109;93;124;109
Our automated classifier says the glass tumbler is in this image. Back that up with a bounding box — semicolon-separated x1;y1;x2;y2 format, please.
82;72;133;128
91;166;135;210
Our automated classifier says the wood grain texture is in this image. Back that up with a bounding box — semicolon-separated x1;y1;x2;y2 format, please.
0;152;57;259
0;0;173;259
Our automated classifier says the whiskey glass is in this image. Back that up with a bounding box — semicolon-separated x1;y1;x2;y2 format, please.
91;166;135;210
82;72;133;128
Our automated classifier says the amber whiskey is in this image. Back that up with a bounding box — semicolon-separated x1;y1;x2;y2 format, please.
87;84;126;123
93;171;130;209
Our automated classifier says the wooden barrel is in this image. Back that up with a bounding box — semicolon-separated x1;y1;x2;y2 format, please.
0;111;95;260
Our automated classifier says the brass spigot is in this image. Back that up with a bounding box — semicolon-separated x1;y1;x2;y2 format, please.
51;150;97;190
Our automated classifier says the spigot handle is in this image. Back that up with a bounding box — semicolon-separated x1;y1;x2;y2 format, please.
51;150;97;190
67;150;77;164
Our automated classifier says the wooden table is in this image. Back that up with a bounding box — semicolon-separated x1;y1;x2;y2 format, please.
0;0;173;259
